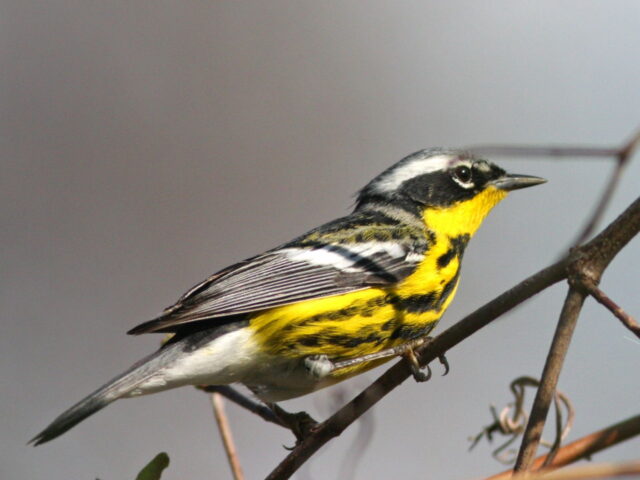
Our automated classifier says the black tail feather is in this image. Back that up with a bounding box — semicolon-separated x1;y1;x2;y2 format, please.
29;390;113;445
30;341;183;446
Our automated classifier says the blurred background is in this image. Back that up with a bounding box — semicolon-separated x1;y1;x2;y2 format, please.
2;2;639;479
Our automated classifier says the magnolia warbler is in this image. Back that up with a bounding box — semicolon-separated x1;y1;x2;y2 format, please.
32;148;545;445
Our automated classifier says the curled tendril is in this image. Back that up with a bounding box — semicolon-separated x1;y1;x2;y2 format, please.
469;376;574;465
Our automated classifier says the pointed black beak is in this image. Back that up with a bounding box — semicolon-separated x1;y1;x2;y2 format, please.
492;174;547;192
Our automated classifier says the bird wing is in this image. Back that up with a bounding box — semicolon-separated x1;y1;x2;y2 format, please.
128;240;424;335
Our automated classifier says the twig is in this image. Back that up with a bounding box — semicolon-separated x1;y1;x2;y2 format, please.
509;461;640;480
585;284;640;339
211;393;245;480
486;413;640;479
199;385;286;428
467;146;620;158
512;288;587;472
571;156;626;245
572;129;639;245
576;196;640;273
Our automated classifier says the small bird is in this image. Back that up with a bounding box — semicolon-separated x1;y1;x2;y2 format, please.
31;148;545;445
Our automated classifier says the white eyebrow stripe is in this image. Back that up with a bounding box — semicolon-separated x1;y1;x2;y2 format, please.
372;154;454;193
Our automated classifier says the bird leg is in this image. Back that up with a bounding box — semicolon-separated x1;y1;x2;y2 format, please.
328;337;428;372
327;336;450;380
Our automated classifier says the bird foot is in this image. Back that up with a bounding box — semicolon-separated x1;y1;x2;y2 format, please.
402;347;432;382
399;337;450;382
269;403;318;445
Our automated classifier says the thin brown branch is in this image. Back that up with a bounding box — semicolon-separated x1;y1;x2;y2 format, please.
585;284;640;339
486;413;640;480
211;393;245;480
199;385;286;428
468;125;640;160
572;158;627;246
572;129;640;245
513;287;587;472
619;129;640;159
577;196;640;273
467;146;621;158
511;461;640;480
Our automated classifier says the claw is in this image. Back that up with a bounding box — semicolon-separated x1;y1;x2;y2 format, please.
414;364;432;382
403;348;432;382
269;403;318;444
439;354;450;376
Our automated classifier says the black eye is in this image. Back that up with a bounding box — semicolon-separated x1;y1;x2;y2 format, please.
452;165;472;184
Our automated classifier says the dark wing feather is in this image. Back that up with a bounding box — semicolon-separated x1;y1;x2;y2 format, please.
128;241;423;335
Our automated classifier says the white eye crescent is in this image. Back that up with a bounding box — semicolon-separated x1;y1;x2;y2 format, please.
451;165;474;188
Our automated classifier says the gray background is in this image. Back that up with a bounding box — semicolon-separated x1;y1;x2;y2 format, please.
2;2;639;479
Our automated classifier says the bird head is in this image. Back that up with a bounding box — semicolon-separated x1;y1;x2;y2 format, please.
356;148;546;237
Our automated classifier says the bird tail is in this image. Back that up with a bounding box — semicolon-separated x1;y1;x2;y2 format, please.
30;342;181;446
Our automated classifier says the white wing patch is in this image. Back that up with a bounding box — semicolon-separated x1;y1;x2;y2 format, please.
283;242;412;272
405;250;426;263
282;247;358;270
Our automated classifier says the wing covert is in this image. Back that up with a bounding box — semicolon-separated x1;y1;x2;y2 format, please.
128;240;423;335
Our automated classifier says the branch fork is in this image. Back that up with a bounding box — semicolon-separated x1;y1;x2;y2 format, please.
200;131;640;480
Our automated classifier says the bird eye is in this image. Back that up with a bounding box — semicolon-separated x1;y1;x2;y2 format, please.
452;165;472;184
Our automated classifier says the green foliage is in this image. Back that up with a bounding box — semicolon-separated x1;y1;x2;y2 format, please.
135;452;170;480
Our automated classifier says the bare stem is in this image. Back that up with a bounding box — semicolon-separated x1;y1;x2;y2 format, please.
572;129;639;245
199;385;286;428
467;146;620;158
211;393;245;480
571;157;627;245
513;288;587;472
509;461;640;480
486;413;640;480
585;285;640;339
